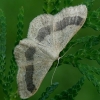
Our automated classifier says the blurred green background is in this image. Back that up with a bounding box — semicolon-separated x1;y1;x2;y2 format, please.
0;0;100;100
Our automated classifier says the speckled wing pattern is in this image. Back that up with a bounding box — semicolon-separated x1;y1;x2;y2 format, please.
14;5;87;99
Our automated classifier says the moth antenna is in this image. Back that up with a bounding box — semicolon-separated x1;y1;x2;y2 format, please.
51;43;75;85
51;57;60;85
60;43;75;59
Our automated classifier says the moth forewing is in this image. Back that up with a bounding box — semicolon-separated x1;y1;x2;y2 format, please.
14;4;87;99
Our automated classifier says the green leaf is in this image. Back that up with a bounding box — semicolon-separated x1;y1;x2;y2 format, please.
64;0;73;7
84;7;100;30
0;9;6;85
43;0;61;14
59;35;100;67
59;36;92;57
38;82;59;100
6;6;24;84
0;9;6;56
77;63;100;93
82;0;95;11
15;6;24;45
52;77;84;100
0;7;24;99
61;48;100;67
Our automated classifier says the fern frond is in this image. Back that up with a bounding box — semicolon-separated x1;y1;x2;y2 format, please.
43;0;61;14
7;6;24;83
0;8;7;90
0;9;6;75
77;63;100;93
59;35;100;64
8;6;24;98
51;77;85;100
2;7;24;100
82;0;95;11
64;0;73;7
15;6;24;45
60;48;100;67
38;82;59;100
59;36;91;57
84;7;100;30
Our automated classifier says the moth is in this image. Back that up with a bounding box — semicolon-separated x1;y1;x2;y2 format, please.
14;5;87;99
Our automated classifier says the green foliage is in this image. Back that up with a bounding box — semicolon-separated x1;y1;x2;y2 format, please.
82;0;95;11
16;6;24;45
0;9;6;82
43;0;61;14
0;7;24;100
77;63;100;93
0;0;100;100
7;7;24;92
0;9;9;98
58;35;100;93
51;77;85;100
59;35;100;62
38;82;59;100
64;0;73;7
84;7;100;30
82;0;100;30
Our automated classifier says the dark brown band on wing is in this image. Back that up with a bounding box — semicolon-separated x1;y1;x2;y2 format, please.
25;47;36;61
36;25;52;42
55;16;83;31
25;65;35;93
